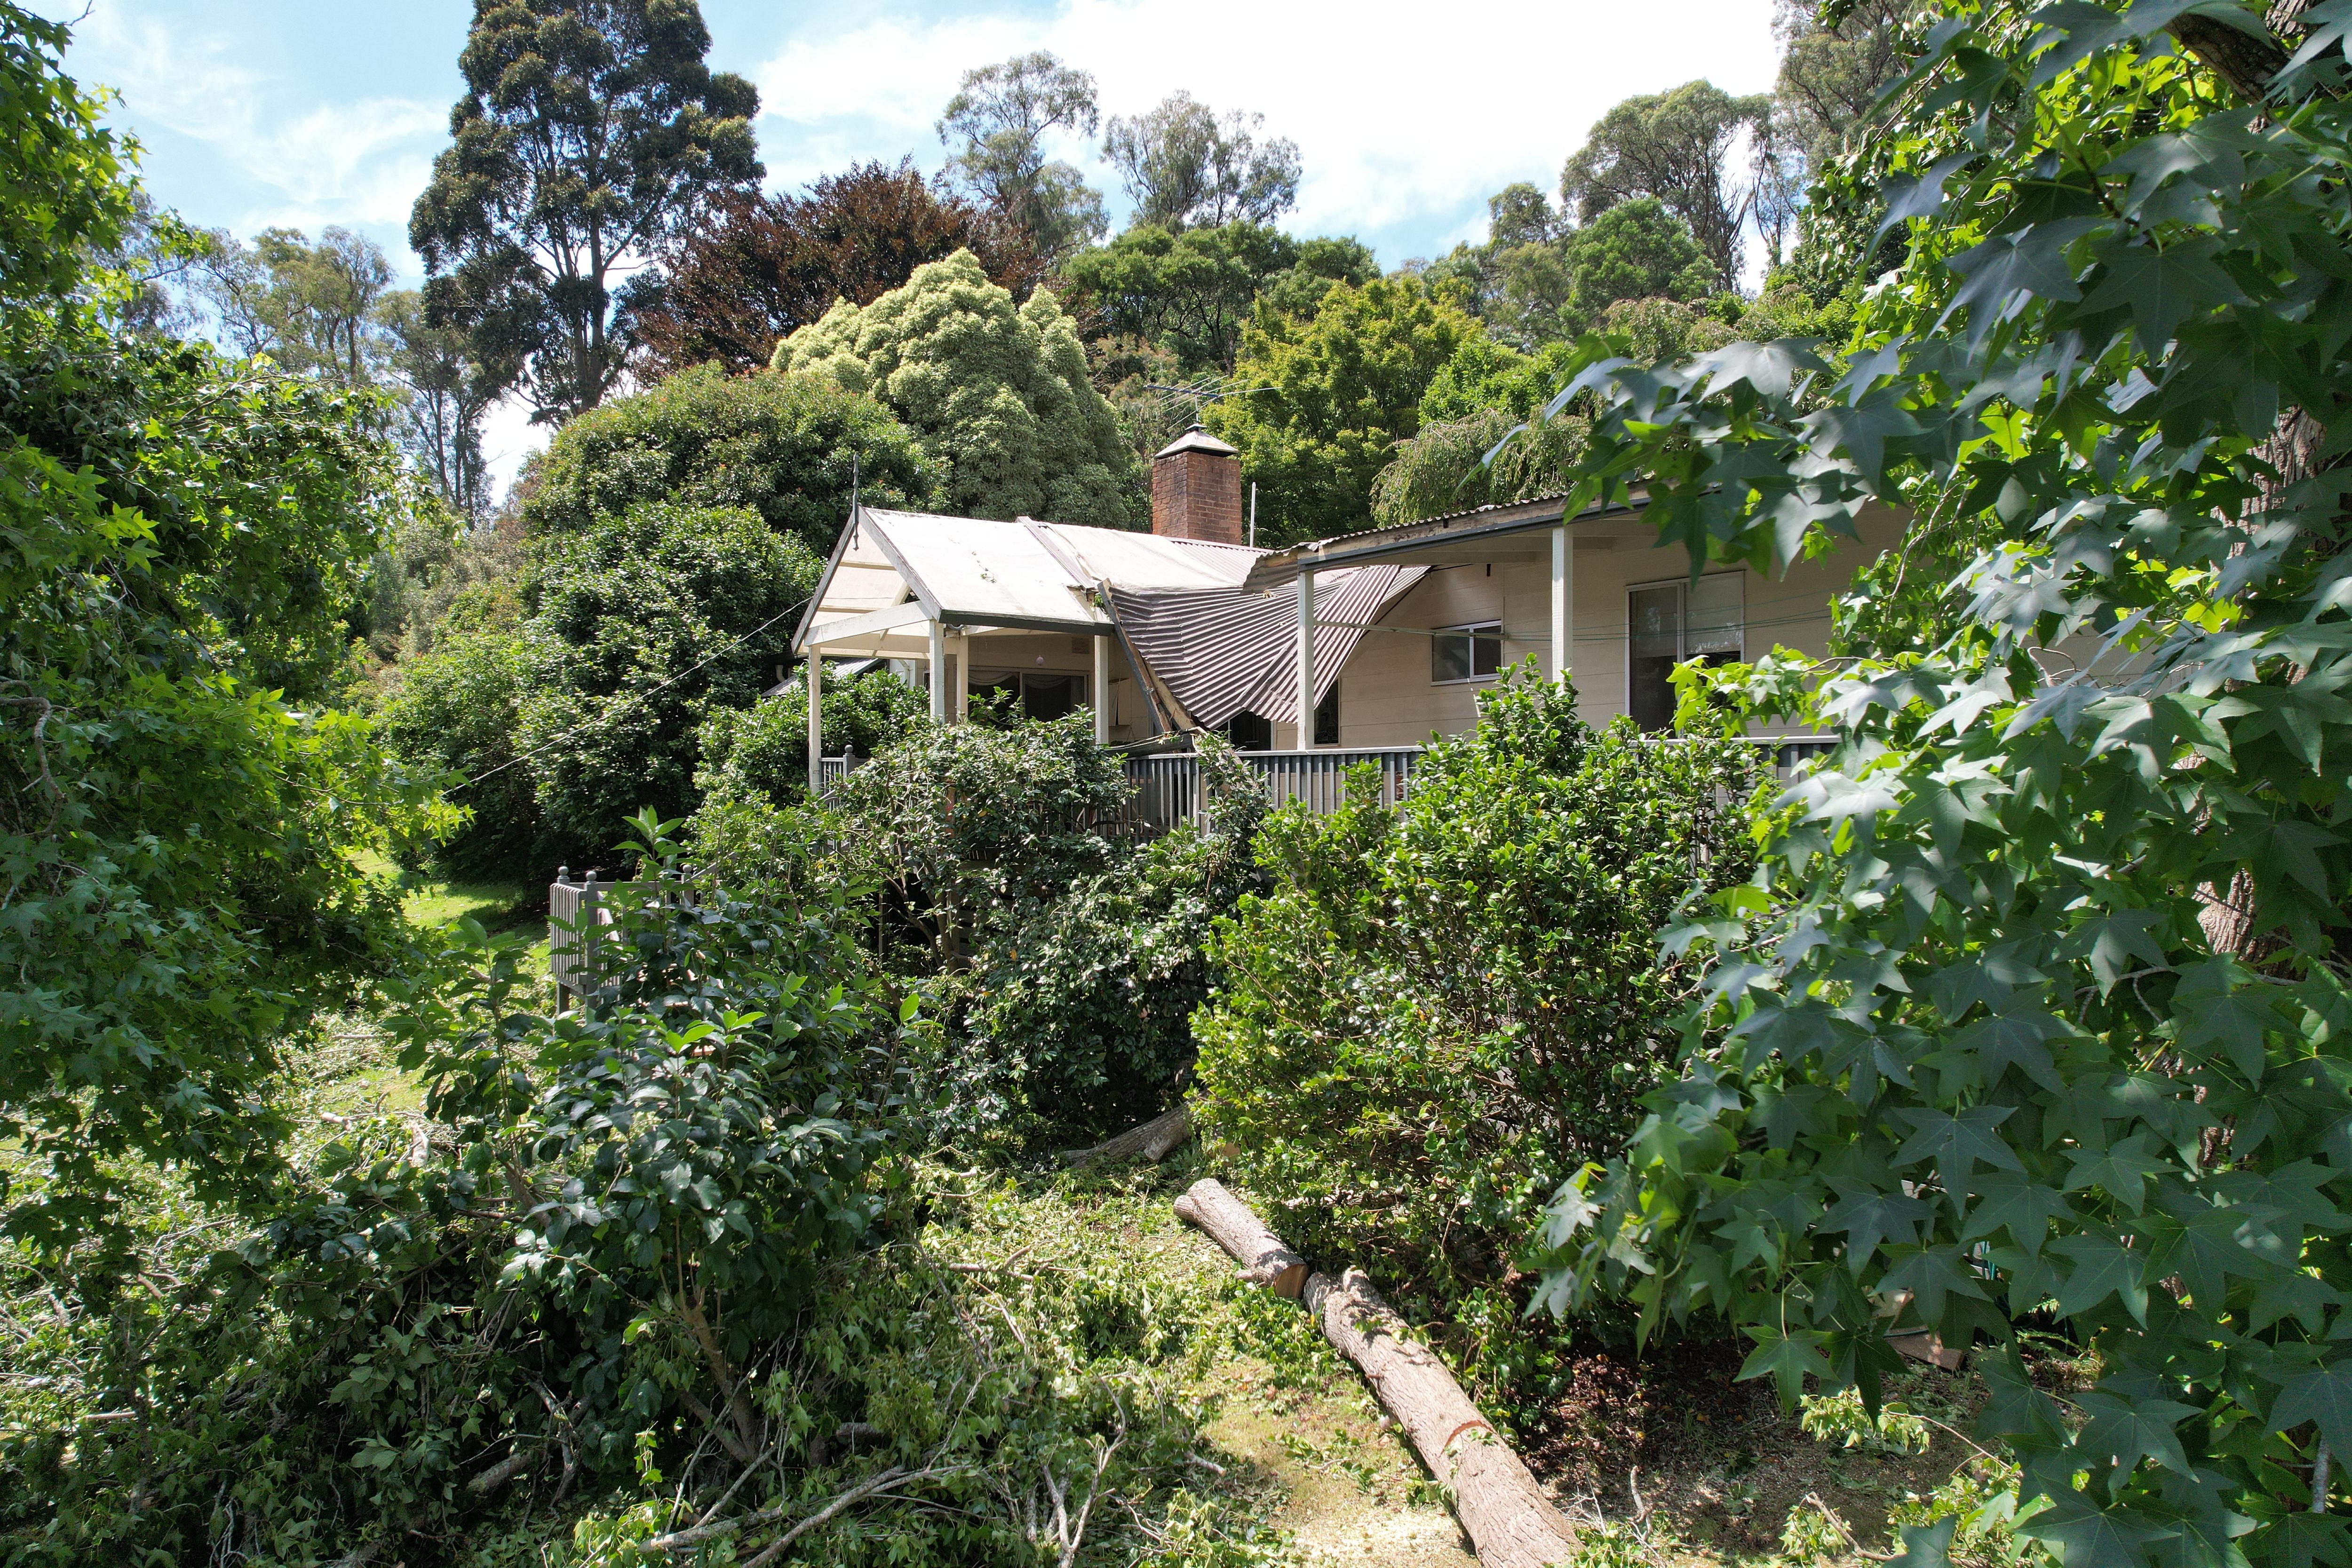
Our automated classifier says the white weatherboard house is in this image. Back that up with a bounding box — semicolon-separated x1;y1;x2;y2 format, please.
792;427;1903;796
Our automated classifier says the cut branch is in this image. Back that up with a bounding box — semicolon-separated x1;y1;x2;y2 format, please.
1307;1267;1582;1568
1173;1177;1307;1297
467;1440;543;1496
1061;1103;1192;1168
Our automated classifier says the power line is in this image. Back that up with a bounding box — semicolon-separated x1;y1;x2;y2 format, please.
450;597;811;794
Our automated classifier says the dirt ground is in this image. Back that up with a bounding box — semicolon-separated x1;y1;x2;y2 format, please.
1163;1211;2000;1568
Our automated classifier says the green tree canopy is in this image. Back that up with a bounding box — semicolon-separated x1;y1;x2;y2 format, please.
1539;7;2352;1568
0;3;436;1242
0;7;126;310
1423;183;1578;350
409;0;761;424
1561;79;1769;290
1058;219;1310;376
776;248;1138;526
629;157;1042;377
521;360;932;554
1565;195;1718;320
1206;274;1477;544
378;287;498;525
936;50;1104;264
1771;0;1921;164
516;502;820;865
1102;91;1300;231
1373;337;1588;525
381;628;542;878
196;225;397;385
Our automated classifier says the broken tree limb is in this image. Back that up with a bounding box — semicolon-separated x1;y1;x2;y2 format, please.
1173;1177;1308;1297
1307;1268;1582;1568
1060;1103;1191;1168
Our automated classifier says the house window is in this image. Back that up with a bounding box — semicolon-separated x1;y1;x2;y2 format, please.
975;670;1087;721
1224;710;1272;751
1628;572;1743;731
1313;682;1339;746
1431;622;1503;684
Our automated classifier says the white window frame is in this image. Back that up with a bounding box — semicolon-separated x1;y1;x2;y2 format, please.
1430;621;1505;686
1625;571;1745;728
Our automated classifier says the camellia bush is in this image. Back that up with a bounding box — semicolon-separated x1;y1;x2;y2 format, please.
1193;674;1763;1412
1536;4;2352;1567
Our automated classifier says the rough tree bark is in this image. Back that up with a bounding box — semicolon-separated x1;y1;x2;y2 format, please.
1172;1178;1308;1297
1308;1268;1584;1568
1061;1103;1191;1168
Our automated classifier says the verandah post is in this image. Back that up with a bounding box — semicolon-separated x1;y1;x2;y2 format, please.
1092;634;1112;745
1550;523;1573;689
927;618;947;724
1295;569;1315;748
805;645;823;796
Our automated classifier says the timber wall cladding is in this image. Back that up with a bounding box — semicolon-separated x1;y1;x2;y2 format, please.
1328;507;1908;751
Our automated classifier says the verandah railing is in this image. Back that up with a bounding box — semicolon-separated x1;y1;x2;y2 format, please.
556;737;1838;973
807;737;1836;834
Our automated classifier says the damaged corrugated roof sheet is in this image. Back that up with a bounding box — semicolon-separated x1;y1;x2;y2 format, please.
1109;566;1426;729
799;507;1423;732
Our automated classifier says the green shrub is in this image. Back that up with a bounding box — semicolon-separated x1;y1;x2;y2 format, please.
957;738;1267;1145
517;502;821;868
381;629;546;878
1191;671;1763;1411
519;362;933;556
695;666;930;806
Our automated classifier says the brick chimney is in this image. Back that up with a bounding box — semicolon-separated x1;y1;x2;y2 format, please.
1151;426;1244;544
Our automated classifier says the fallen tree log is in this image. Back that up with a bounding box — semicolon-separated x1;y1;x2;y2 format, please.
1308;1268;1582;1568
1172;1177;1308;1297
1061;1103;1191;1168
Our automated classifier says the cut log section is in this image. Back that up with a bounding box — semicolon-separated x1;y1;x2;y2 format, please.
1061;1103;1192;1168
1308;1268;1582;1568
1172;1177;1308;1297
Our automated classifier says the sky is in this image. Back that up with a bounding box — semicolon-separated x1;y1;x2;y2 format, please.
36;0;1783;486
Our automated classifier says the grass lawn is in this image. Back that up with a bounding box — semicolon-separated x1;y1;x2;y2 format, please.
353;851;551;979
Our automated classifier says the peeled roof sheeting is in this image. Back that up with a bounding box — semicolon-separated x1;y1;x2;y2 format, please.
1109;565;1427;728
859;509;1105;629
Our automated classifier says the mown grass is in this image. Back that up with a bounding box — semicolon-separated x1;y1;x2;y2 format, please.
352;851;551;983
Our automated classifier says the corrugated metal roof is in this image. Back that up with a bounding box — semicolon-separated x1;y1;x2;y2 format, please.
1110;565;1427;729
798;509;1268;648
795;506;1421;733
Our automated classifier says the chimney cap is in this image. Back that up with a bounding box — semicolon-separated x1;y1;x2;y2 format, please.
1153;424;1238;461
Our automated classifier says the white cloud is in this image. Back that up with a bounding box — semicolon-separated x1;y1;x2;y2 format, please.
69;8;444;233
750;0;1781;260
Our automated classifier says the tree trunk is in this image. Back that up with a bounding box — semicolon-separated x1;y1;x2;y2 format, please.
1307;1268;1583;1568
1172;1178;1308;1297
1061;1104;1191;1168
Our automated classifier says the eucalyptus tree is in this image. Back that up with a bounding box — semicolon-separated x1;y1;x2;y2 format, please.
1561;80;1771;289
937;51;1105;263
409;0;760;424
1102;91;1301;231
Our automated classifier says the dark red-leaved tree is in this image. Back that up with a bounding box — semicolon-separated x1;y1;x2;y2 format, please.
629;158;1044;376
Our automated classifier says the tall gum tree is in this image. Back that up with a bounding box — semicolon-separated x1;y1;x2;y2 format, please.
409;0;760;424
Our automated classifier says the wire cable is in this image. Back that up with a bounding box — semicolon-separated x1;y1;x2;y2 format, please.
450;597;810;794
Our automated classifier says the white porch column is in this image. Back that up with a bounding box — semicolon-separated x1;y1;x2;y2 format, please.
805;646;824;795
1550;523;1573;689
951;633;971;724
1092;634;1112;744
1295;569;1316;748
927;619;948;724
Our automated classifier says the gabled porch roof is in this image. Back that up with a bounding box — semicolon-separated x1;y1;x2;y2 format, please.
792;506;1257;659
